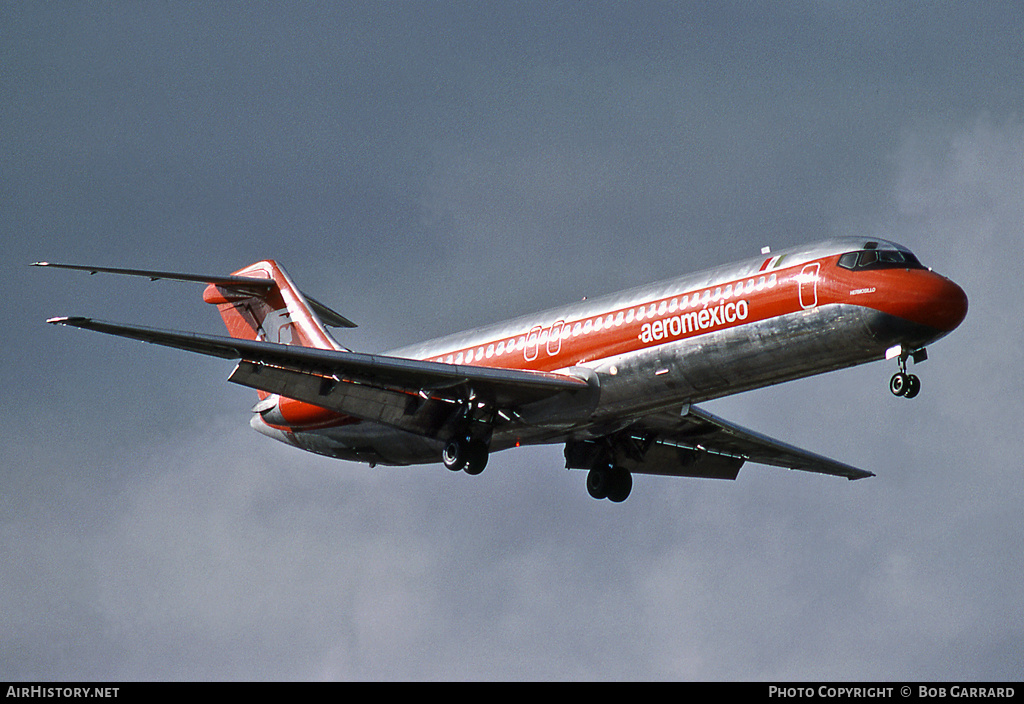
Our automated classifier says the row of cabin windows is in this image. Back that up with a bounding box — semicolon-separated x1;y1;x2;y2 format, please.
435;273;777;364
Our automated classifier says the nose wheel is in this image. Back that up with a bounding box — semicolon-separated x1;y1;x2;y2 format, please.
889;347;925;398
889;371;921;398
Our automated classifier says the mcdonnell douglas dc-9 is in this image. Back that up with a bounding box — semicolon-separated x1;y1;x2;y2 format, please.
38;238;967;502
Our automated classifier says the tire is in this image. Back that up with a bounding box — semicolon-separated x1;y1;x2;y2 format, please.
442;439;467;471
463;442;488;475
904;374;921;398
606;466;633;503
586;467;609;500
889;372;908;397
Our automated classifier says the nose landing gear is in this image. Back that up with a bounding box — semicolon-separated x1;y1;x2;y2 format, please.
889;371;921;398
888;346;926;399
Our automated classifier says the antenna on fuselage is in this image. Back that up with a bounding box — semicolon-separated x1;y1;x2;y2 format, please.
761;246;771;255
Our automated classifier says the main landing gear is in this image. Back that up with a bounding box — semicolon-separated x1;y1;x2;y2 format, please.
441;393;493;475
889;346;927;399
586;463;633;503
442;435;489;475
565;436;644;503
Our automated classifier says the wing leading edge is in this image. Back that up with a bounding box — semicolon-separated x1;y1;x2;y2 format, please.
45;316;588;409
46;319;871;481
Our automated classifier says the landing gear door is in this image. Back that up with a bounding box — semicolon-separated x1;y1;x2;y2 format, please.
798;263;820;310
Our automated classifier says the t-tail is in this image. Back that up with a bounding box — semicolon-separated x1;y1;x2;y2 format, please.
33;259;356;351
201;260;348;351
34;258;358;435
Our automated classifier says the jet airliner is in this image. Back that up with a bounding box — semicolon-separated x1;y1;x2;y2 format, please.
38;238;967;502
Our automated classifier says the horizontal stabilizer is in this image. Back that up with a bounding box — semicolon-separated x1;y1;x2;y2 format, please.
302;294;358;329
31;262;274;289
32;261;356;328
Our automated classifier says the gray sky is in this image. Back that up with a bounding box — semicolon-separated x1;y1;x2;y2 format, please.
3;1;1023;681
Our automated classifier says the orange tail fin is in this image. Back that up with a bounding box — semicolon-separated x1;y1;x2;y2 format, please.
202;260;342;351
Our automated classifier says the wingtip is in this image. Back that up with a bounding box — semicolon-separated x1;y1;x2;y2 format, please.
46;316;90;326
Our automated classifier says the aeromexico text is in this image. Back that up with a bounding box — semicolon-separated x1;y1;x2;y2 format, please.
638;299;750;344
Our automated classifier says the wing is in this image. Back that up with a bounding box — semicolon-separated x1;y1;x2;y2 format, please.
616;404;873;481
46;317;871;480
46;316;589;410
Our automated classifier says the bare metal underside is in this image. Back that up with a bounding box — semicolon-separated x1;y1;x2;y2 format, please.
243;303;904;479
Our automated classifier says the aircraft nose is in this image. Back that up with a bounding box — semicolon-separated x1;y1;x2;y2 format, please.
914;273;968;334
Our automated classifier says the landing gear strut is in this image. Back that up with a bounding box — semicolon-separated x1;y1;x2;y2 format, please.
889;346;925;399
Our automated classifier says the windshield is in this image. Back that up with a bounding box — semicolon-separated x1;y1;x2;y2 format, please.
837;246;925;271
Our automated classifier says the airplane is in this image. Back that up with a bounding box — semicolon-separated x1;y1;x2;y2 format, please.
36;237;967;502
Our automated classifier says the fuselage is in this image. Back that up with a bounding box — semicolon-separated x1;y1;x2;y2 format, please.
253;238;968;466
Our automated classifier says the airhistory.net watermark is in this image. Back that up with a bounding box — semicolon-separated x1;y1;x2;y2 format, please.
6;688;118;699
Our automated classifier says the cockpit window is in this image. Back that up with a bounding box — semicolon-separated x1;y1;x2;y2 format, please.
837;248;925;271
837;252;859;269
